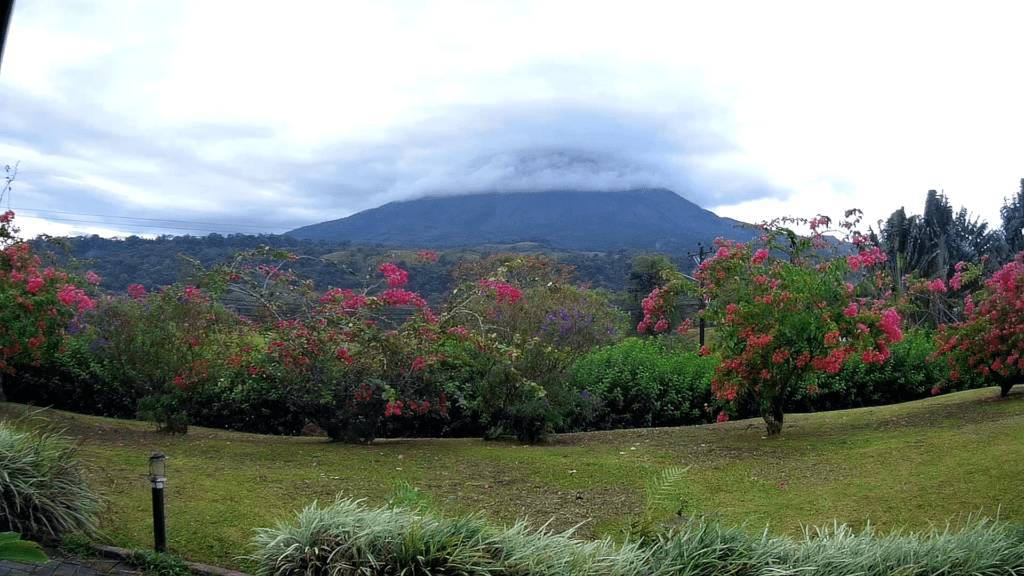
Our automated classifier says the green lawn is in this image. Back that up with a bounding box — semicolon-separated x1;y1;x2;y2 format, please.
2;385;1022;572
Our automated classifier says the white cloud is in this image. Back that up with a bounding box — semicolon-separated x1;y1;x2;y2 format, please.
2;0;1023;240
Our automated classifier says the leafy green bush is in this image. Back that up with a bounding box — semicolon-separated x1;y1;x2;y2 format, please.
3;338;143;419
566;338;716;429
188;371;307;436
7;339;309;437
0;419;101;540
0;532;49;564
568;331;989;431
445;255;629;442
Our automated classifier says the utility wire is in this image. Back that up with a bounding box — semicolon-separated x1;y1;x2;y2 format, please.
20;215;285;234
13;206;277;229
10;206;294;235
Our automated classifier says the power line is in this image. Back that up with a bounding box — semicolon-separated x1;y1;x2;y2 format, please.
22;215;280;234
13;206;281;229
10;206;294;235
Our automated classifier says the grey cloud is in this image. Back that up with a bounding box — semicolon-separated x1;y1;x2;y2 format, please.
296;97;793;219
1;86;298;234
2;37;795;236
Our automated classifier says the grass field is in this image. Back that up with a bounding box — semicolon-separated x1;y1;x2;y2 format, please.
2;385;1022;571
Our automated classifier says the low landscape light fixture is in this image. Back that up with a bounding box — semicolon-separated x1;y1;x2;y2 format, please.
148;453;167;552
149;453;166;482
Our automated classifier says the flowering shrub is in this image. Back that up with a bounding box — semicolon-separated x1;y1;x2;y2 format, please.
932;253;1024;397
415;250;439;262
452;253;578;289
74;281;239;433
214;252;465;443
13;246;495;442
0;213;97;401
445;254;627;441
0;210;17;246
642;212;904;435
4;234;626;442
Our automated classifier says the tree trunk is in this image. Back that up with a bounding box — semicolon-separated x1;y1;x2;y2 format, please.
0;372;6;403
999;380;1015;398
762;401;784;436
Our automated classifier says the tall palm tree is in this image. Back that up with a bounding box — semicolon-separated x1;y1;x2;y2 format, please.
873;190;1004;327
1001;179;1024;256
874;191;953;290
951;207;1007;266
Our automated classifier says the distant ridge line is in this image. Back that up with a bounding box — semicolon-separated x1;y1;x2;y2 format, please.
286;188;758;253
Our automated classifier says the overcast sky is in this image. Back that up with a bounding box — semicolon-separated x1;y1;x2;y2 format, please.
1;1;1022;240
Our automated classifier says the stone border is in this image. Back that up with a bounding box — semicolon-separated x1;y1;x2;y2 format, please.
91;544;252;576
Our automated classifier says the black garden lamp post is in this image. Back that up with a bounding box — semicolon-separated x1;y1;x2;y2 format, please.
148;453;167;552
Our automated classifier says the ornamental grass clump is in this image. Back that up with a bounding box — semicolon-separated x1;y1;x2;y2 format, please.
249;499;494;576
652;522;781;575
652;517;1024;576
247;498;652;576
251;499;1024;576
0;420;101;540
783;519;1024;576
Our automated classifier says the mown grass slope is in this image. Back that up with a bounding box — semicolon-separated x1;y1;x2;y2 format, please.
2;385;1021;571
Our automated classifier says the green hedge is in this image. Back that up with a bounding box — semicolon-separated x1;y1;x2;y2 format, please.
789;330;992;413
567;331;997;431
566;338;717;429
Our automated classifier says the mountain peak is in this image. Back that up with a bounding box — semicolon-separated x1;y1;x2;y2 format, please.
287;189;755;252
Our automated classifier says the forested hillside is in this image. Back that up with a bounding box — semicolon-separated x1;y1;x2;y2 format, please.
30;233;697;302
32;184;1024;311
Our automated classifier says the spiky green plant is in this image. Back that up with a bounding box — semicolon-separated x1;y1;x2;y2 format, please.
130;549;197;576
247;498;653;576
251;499;1024;576
248;499;493;576
652;521;775;575
652;516;1024;576
782;518;1024;576
0;420;102;540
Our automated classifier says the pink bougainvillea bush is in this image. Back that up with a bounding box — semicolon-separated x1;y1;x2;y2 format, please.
640;212;904;435
69;279;243;432
203;251;460;442
0;212;98;401
933;253;1024;397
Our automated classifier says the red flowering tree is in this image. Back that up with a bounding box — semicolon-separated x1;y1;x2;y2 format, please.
933;253;1024;397
641;213;904;435
0;212;98;402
